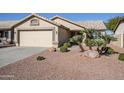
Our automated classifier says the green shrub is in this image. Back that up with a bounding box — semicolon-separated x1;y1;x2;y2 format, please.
118;53;124;61
106;47;114;54
63;43;68;48
37;56;46;61
85;39;95;47
59;42;72;48
69;38;78;45
69;38;74;43
67;42;72;47
58;43;64;47
60;46;68;52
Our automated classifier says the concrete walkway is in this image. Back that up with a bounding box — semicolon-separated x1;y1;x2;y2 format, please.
0;47;47;68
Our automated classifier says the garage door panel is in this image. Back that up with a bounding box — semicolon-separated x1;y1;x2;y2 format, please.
20;31;53;47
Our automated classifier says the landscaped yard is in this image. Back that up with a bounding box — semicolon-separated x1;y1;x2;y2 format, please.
0;45;124;80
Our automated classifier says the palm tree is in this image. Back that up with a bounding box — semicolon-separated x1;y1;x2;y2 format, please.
106;16;123;31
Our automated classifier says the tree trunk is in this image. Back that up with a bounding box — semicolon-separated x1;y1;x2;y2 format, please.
77;42;84;52
97;47;100;54
89;46;92;50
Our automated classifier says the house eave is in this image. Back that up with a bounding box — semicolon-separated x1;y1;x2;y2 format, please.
51;16;86;29
0;28;11;31
16;27;55;31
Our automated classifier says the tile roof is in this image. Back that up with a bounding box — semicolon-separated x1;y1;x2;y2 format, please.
0;14;107;31
51;15;85;29
0;20;18;29
13;13;63;27
0;14;70;30
77;20;107;30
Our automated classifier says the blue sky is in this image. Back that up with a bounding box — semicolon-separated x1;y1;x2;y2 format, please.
0;13;124;22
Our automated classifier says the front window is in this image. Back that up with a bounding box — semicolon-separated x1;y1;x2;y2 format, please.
30;19;39;26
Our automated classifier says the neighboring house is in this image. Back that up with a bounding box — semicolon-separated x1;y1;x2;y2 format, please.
0;20;18;43
112;18;124;48
0;14;106;47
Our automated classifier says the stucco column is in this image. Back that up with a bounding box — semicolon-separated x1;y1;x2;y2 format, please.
52;27;59;47
7;31;11;41
55;30;58;42
14;29;18;46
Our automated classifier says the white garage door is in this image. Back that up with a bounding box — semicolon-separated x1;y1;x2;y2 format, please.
20;31;53;47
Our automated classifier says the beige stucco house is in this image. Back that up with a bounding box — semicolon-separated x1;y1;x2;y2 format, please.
111;18;124;48
0;14;106;47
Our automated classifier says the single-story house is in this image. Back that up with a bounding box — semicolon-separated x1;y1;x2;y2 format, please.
0;14;106;47
112;18;124;48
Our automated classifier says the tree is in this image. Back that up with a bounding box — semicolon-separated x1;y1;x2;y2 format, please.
100;34;117;54
106;16;123;31
85;39;95;50
82;28;117;54
101;34;117;47
69;28;117;55
69;35;84;52
82;29;97;50
82;29;95;39
94;39;105;53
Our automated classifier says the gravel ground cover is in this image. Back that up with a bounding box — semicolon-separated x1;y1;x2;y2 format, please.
0;45;124;80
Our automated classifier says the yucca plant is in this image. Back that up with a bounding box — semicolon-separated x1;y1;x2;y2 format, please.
94;39;105;53
69;28;117;55
85;39;95;50
82;29;96;39
101;34;117;46
82;29;97;50
100;34;117;54
69;35;84;52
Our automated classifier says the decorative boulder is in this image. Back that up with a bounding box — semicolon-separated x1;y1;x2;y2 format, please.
82;50;99;58
48;47;56;52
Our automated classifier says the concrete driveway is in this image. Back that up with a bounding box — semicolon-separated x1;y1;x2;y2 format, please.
0;47;47;68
